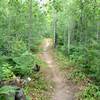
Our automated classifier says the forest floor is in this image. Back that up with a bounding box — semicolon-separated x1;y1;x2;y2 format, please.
39;38;79;100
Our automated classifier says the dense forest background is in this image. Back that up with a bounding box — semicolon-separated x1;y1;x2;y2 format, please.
0;0;100;100
55;0;100;81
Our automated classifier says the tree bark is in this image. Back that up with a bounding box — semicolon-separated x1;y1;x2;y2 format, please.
29;0;33;50
53;8;58;48
80;0;84;43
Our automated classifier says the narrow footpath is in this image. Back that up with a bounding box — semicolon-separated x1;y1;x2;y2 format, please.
40;39;77;100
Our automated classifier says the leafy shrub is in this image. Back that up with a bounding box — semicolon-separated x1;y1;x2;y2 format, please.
67;44;100;82
68;69;86;83
68;46;89;67
12;51;42;77
0;86;16;95
78;83;100;100
0;86;16;100
0;64;14;80
12;51;35;77
10;39;27;57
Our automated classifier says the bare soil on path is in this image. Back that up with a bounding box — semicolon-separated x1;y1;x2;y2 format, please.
39;39;78;100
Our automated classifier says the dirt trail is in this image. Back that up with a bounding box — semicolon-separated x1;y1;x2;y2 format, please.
40;39;77;100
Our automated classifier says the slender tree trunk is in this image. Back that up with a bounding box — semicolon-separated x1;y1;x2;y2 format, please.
64;27;67;54
97;22;99;40
67;28;70;54
67;17;71;54
80;0;83;43
94;0;99;41
29;0;33;50
53;8;58;48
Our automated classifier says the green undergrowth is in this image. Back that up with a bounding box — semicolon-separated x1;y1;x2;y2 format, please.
54;50;70;69
25;72;52;100
0;36;49;100
67;69;86;84
54;50;86;83
55;50;100;100
77;83;100;100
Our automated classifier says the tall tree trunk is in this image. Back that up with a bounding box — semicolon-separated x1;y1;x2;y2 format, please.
67;27;71;54
53;8;58;48
80;0;84;43
64;27;67;55
94;0;99;41
97;22;99;40
67;17;72;55
28;0;33;50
